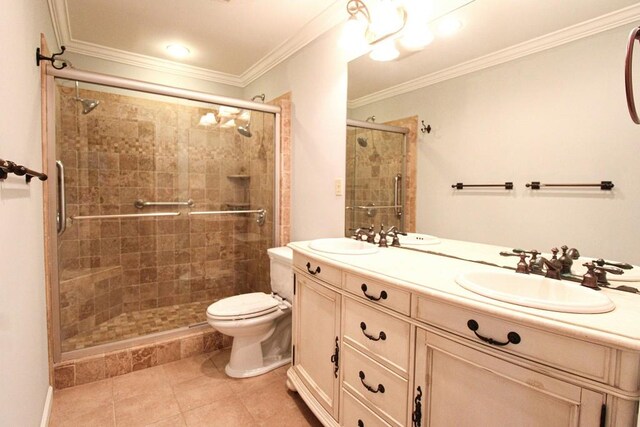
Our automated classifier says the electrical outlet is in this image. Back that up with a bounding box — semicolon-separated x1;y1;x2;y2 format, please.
334;178;343;196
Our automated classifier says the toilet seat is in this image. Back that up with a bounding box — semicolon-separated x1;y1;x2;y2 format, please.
207;292;280;321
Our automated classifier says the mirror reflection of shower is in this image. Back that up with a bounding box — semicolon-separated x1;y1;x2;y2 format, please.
237;94;266;138
74;81;100;114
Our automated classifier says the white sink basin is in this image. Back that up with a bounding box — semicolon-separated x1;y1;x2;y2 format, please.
398;233;440;245
456;271;615;313
308;238;379;255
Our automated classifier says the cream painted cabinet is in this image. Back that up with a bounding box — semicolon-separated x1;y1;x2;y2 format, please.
293;273;341;420
414;328;605;427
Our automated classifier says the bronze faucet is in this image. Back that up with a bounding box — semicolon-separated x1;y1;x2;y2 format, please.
384;226;406;247
558;245;580;274
539;247;563;280
353;225;376;244
499;252;530;274
378;224;388;248
512;249;543;273
580;262;600;289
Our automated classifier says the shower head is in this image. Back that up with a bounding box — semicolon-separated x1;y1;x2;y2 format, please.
357;136;368;147
80;98;100;114
237;123;252;137
74;81;100;114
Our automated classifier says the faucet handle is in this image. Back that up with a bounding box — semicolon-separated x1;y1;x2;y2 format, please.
499;252;530;274
593;263;624;285
594;258;633;270
581;262;600;289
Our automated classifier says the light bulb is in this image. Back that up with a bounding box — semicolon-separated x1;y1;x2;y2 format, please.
437;17;462;37
166;44;190;58
369;0;404;37
198;112;217;127
399;25;434;51
369;40;399;61
340;15;369;50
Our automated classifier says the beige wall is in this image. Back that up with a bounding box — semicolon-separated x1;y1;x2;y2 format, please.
350;25;640;264
245;25;349;241
0;0;55;424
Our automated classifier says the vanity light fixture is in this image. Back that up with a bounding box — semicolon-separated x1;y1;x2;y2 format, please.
341;0;471;61
166;43;190;58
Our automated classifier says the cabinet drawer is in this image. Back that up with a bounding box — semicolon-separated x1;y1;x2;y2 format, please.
342;389;393;427
342;344;408;426
343;297;411;377
294;252;341;287
415;296;611;382
345;273;410;315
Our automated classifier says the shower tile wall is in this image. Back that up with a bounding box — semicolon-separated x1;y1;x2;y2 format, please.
345;127;404;234
56;84;274;351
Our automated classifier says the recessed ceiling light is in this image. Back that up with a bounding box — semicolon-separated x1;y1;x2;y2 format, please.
166;44;190;58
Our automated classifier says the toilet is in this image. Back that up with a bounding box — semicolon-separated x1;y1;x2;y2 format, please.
206;246;293;378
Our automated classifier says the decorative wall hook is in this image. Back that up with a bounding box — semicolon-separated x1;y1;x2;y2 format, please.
36;46;68;70
420;120;431;134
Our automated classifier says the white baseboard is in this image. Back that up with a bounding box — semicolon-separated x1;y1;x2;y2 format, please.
40;385;53;427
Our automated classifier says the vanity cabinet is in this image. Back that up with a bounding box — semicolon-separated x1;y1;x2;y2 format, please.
414;328;604;427
292;271;341;420
287;248;640;427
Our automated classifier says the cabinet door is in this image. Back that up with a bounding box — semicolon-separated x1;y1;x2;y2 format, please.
413;328;604;427
294;273;341;419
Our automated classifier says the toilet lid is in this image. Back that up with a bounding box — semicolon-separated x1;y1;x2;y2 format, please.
207;292;279;320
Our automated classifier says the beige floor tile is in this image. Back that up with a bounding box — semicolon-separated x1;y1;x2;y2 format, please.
227;369;283;396
172;373;235;412
162;353;218;385
114;390;181;426
144;414;187;427
51;378;113;420
258;403;323;427
50;402;115;427
208;348;231;373
241;380;299;420
112;365;171;401
182;396;255;427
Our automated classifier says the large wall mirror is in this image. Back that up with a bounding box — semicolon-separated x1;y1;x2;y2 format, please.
346;0;640;265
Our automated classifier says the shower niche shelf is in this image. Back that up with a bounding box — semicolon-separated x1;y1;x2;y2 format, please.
227;174;250;180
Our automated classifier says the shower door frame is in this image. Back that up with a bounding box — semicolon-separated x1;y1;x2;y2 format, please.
44;66;282;363
345;119;409;234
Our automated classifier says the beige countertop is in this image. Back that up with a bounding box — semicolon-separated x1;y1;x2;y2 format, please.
289;238;640;352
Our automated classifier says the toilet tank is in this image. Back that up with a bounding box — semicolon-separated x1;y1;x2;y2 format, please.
268;246;293;302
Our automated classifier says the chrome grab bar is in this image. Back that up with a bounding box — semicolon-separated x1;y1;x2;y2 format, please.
189;208;266;226
56;160;66;236
625;26;640;124
346;205;403;210
134;199;194;209
70;212;181;222
394;173;402;219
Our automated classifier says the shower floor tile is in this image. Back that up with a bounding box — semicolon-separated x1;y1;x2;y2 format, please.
62;301;210;352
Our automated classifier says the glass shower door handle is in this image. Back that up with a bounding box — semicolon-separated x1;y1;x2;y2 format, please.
56;160;67;236
394;173;402;219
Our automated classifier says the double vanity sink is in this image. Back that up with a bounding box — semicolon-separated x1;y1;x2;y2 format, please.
307;236;619;315
287;236;640;426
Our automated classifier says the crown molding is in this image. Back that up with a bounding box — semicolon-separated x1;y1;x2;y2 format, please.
48;0;344;88
348;3;640;109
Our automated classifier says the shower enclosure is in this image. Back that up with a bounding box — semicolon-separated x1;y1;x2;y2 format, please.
345;119;408;236
46;68;280;360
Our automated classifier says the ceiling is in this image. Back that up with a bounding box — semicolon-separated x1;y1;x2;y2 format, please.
50;0;344;86
49;0;640;98
348;0;640;105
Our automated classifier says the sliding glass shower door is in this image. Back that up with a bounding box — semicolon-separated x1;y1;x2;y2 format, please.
53;78;277;355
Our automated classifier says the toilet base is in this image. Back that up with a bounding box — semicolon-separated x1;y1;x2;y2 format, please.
225;355;291;378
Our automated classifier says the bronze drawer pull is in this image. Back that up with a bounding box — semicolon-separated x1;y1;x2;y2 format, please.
330;337;339;378
467;319;521;346
306;262;321;275
360;322;386;341
361;284;387;301
359;370;385;393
